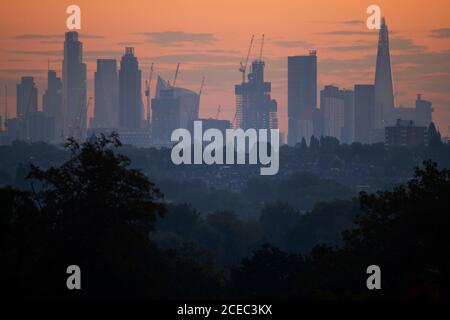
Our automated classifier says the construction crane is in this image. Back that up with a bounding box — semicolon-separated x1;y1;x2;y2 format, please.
145;62;154;128
172;63;180;87
198;76;205;96
259;34;265;61
232;110;237;128
215;105;221;120
239;35;254;83
197;76;205;114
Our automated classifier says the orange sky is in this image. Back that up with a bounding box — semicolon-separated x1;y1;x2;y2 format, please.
1;0;450;135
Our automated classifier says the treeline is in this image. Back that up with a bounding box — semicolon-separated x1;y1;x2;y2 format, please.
2;134;450;299
157;173;353;217
1;133;449;218
153;199;359;267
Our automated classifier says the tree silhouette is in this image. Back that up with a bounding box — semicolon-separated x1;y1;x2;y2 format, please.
231;160;450;299
343;160;450;297
2;134;168;298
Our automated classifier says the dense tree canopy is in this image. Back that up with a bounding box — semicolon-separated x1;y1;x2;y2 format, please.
1;133;449;299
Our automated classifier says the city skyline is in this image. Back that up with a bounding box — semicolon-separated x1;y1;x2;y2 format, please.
1;0;450;134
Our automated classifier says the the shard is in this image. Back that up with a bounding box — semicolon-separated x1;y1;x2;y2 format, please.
374;18;395;134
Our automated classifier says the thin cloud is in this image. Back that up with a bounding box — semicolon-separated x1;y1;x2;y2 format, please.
325;44;373;52
390;36;426;52
11;33;104;40
0;68;48;74
430;28;450;39
137;31;217;45
273;40;313;48
117;41;141;46
84;50;122;58
11;34;61;40
339;20;365;25
11;50;62;56
207;49;240;54
317;30;377;36
80;34;105;39
144;53;237;64
325;36;425;53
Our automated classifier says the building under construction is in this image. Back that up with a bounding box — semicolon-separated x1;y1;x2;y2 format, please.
234;35;278;130
151;75;200;145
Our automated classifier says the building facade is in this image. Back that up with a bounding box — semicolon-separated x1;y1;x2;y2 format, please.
62;31;87;140
17;77;37;118
93;59;119;129
43;70;62;140
385;119;428;148
151;76;200;146
354;84;375;144
288;51;317;145
374;18;395;140
119;47;143;130
235;60;278;131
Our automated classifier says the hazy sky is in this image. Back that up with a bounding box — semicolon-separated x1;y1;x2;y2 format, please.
1;0;450;134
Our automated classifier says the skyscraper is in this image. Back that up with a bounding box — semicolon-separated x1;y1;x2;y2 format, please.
151;76;200;145
17;76;37;117
415;94;433;127
93;59;119;129
319;86;354;143
374;18;395;138
43;70;62;139
235;59;278;130
14;76;55;142
342;89;355;144
119;47;143;130
320;85;345;142
62;31;87;140
288;51;317;145
354;84;375;144
151;77;181;145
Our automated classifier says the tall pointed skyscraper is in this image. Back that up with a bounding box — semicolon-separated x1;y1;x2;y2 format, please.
62;31;87;140
374;18;395;136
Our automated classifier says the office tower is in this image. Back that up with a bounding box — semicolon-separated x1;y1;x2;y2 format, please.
193;118;231;137
43;70;63;140
292;108;322;146
385;119;428;148
17;77;37;117
119;47;143;130
92;59;119;129
390;94;433;129
374;18;394;136
62;31;87;140
235;60;278;130
354;84;375;144
24;112;55;143
151;77;180;145
415;94;433;127
151;76;199;145
342;89;355;144
288;51;317;145
320;85;345;142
